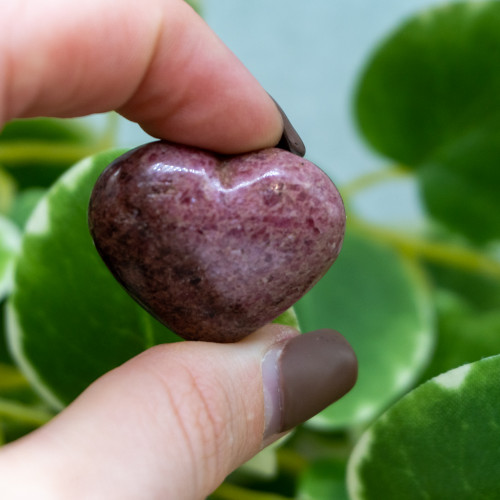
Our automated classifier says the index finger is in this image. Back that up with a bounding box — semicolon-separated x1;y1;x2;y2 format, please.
0;0;283;153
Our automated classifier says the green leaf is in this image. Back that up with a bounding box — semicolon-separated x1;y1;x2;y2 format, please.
7;150;180;409
239;446;278;479
419;254;500;381
348;355;500;499
355;1;500;243
183;0;202;15
0;302;54;444
0;216;21;300
7;188;46;229
297;459;348;500
426;256;500;312
0;117;101;189
0;118;91;144
273;307;300;330
293;230;434;429
419;133;500;242
420;290;500;381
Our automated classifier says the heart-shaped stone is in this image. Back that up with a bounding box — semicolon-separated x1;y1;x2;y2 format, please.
88;141;345;342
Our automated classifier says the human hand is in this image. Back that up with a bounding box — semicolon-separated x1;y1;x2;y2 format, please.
0;1;357;498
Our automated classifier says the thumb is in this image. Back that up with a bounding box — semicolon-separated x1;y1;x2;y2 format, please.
0;326;357;500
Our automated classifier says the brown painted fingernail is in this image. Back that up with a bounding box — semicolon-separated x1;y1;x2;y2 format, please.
269;96;306;157
262;329;357;439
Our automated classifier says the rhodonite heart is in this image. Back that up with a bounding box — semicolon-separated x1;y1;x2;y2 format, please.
88;141;345;342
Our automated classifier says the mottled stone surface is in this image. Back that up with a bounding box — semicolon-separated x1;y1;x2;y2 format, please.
88;141;345;342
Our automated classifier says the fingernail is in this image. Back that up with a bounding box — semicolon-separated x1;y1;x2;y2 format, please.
269;95;306;157
262;329;357;439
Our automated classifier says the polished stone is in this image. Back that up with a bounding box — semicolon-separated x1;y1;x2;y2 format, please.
89;141;345;342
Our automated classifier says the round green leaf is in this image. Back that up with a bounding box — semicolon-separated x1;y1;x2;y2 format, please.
348;355;500;500
293;230;434;429
6;150;181;409
0;215;21;300
355;1;500;243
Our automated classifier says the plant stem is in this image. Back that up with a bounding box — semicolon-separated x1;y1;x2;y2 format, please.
340;165;412;198
100;112;120;149
0;167;16;213
0;142;107;166
0;398;54;427
211;483;293;500
0;363;31;391
350;216;500;279
0;113;120;166
276;447;308;476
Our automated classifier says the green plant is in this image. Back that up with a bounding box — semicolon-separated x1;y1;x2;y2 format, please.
1;1;499;498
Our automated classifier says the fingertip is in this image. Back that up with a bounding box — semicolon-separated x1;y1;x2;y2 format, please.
131;74;284;154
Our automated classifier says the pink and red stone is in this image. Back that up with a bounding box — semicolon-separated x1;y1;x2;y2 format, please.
88;141;345;342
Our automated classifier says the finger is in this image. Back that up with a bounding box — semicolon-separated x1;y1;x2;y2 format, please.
0;326;357;499
0;0;283;153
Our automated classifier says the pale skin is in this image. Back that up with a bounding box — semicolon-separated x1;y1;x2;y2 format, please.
0;1;298;499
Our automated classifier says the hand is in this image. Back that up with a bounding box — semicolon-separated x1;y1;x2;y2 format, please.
0;1;357;498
